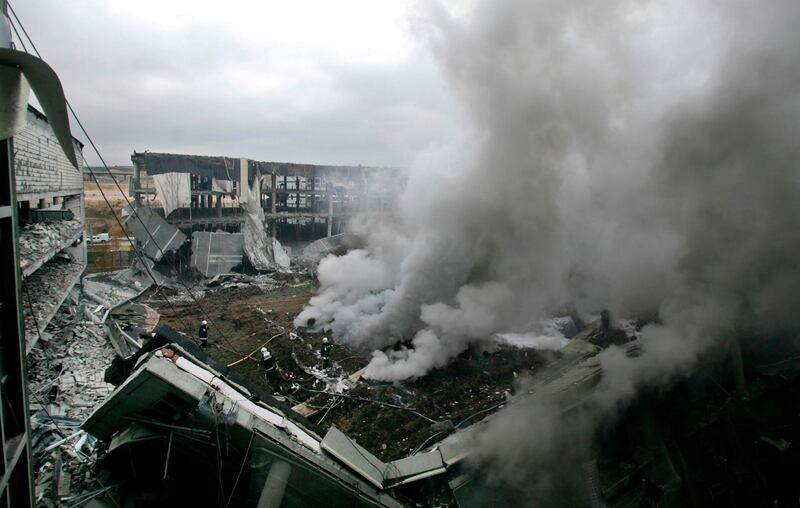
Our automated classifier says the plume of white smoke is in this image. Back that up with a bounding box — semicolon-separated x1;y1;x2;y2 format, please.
296;0;800;406
297;0;800;499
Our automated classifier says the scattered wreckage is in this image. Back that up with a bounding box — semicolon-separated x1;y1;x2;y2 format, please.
27;266;800;507
83;326;454;506
23;224;800;507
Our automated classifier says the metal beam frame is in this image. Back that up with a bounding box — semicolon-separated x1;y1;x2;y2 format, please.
0;136;34;508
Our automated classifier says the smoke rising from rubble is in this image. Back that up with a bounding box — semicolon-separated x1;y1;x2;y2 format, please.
298;0;800;428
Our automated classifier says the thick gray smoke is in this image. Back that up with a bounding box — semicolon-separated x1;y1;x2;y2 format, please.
447;0;800;499
296;0;800;433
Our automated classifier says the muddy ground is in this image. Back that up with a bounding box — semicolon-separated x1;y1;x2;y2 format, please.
141;275;553;462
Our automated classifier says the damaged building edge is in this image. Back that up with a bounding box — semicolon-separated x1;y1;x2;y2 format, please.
84;325;472;506
123;201;287;276
123;151;404;277
2;25;89;507
127;151;403;276
16;103;88;353
23;262;84;353
18;220;83;277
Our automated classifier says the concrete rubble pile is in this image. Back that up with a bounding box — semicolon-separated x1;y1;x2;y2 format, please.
206;272;280;292
28;301;116;421
17;218;82;274
83;260;155;309
82;258;160;322
154;273;281;306
106;302;160;356
22;255;85;348
27;299;118;506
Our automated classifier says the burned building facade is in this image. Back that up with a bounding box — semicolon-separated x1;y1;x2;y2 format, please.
15;105;87;352
123;152;402;276
1;2;85;503
130;151;402;241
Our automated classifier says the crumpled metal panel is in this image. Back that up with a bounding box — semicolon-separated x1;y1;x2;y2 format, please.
190;231;243;277
125;206;187;261
0;47;78;167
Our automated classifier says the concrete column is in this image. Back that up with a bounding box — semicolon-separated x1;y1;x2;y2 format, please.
132;160;142;206
257;460;291;508
216;193;222;217
270;174;277;213
359;169;367;212
326;184;333;237
309;173;316;212
239;158;249;204
18;200;30;222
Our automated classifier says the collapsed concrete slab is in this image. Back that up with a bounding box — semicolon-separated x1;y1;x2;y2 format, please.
190;230;244;277
17;218;83;276
321;427;449;489
83;327;404;507
124;206;187;261
243;177;276;271
82;258;160;329
21;255;85;352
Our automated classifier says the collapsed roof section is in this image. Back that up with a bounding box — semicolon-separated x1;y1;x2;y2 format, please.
321;427;456;490
83;326;408;506
123;206;186;261
134;152;243;181
133;151;400;180
81;324;493;506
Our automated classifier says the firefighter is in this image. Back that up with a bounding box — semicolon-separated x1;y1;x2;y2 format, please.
259;347;277;382
320;337;334;371
199;320;209;349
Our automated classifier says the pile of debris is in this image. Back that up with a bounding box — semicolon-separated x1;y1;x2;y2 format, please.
27;296;118;506
83;264;152;306
17;218;82;275
141;274;548;462
21;256;85;349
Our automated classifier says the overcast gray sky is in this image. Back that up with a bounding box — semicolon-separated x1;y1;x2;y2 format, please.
12;0;465;167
